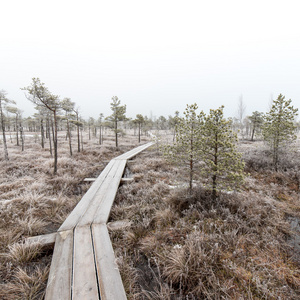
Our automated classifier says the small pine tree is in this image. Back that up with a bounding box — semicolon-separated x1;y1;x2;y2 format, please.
200;106;245;201
133;114;145;143
61;98;75;156
164;103;203;193
106;96;126;148
248;111;264;141
262;94;298;171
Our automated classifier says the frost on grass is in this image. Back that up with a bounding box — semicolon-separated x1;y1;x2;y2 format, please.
110;146;300;299
0;132;142;299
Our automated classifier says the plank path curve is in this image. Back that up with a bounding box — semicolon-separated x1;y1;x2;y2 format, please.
45;142;154;300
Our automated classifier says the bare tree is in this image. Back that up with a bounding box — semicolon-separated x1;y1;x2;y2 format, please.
0;90;16;160
61;98;75;156
22;78;61;174
71;107;83;152
98;113;104;145
237;95;246;138
6;106;22;147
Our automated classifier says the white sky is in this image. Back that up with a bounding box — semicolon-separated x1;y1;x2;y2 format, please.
1;0;300;119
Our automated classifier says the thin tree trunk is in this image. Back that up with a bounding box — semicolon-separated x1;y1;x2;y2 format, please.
99;125;102;145
41;119;44;148
20;124;24;151
189;157;193;194
16;115;19;146
48;118;53;157
1;120;9;160
212;133;218;201
0;101;9;160
67;119;72;156
138;123;141;143
251;127;255;141
77;124;80;152
115;120;118;148
53;110;58;175
80;127;83;152
189;128;194;194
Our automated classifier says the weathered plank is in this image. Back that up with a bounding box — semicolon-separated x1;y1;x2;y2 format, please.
92;159;127;224
72;226;99;300
114;142;154;160
46;142;155;300
107;219;132;231
26;232;56;246
58;160;115;232
92;224;127;300
120;177;133;183
45;230;73;300
76;159;125;226
84;178;96;182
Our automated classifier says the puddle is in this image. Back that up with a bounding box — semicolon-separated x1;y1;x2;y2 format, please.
123;167;133;178
287;216;300;261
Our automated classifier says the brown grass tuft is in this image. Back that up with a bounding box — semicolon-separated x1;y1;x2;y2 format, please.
0;266;49;300
6;241;43;263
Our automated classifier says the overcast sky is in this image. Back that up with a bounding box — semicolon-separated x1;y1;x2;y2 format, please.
1;0;300;120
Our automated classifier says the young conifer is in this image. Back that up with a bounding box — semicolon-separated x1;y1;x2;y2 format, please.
106;96;127;148
262;94;298;171
200;106;245;200
164;103;203;193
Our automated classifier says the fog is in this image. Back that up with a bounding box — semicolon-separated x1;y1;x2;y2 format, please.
1;0;300;119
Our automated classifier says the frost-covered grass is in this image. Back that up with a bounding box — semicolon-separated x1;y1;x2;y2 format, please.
110;142;300;299
0;130;148;299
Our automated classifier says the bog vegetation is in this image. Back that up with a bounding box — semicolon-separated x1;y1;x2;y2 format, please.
0;86;299;299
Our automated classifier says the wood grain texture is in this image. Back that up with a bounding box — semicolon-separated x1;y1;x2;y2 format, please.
76;160;124;226
45;142;155;299
45;230;73;300
92;159;127;224
58;160;115;231
92;224;127;300
26;232;56;246
72;226;99;300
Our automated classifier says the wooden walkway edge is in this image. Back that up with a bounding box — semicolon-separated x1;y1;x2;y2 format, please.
45;142;154;300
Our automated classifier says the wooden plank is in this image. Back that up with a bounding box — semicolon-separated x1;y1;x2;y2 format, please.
107;219;132;231
45;230;73;300
76;159;125;226
72;226;99;300
84;178;96;182
92;159;127;224
59;160;115;232
115;142;153;160
114;142;154;160
121;178;133;183
92;224;127;300
26;232;56;246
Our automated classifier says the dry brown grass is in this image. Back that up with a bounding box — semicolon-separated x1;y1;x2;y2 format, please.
2;130;299;298
6;241;43;263
110;142;300;299
0;266;49;300
0;130;147;299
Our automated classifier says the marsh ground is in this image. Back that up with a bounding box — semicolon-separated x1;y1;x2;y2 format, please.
0;130;149;299
0;131;299;299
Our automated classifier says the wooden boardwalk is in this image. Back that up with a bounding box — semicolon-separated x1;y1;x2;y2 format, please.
45;142;154;300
